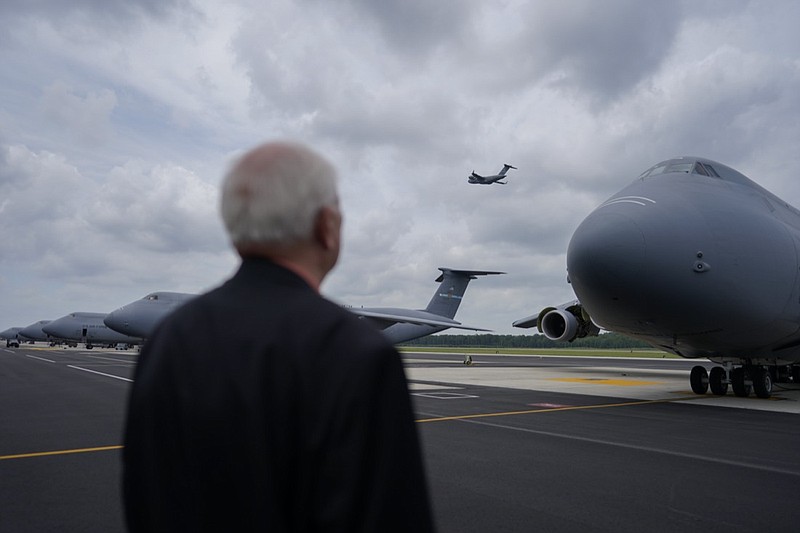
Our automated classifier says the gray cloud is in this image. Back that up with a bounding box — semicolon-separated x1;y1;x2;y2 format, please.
1;0;799;335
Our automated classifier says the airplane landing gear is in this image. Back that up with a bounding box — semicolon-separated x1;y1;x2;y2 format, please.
691;364;775;398
751;367;773;399
463;354;473;366
690;365;708;394
709;366;727;395
730;367;751;397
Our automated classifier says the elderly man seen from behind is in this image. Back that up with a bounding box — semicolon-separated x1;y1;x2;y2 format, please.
123;141;435;532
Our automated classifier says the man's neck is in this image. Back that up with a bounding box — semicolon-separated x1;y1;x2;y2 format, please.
236;243;324;292
269;257;321;292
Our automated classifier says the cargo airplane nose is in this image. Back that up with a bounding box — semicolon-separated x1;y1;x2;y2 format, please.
42;316;75;339
566;163;798;353
103;308;131;335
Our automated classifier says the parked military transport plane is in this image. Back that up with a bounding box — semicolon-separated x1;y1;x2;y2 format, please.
105;292;197;339
43;312;142;349
468;164;517;185
514;156;800;399
106;269;502;345
19;320;53;344
0;327;22;347
351;268;504;343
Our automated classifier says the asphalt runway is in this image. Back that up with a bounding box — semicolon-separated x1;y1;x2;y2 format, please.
2;346;800;532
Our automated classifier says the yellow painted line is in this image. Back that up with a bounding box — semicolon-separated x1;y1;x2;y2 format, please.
416;396;699;423
549;377;662;386
0;445;122;461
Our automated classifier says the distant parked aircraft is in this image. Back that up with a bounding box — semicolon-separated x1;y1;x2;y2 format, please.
105;269;502;346
43;312;142;349
1;327;23;347
105;292;197;339
351;268;504;343
19;320;53;343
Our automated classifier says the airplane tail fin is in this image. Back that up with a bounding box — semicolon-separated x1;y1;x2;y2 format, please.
499;164;517;175
424;268;505;319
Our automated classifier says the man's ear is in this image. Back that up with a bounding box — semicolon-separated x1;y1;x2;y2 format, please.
314;205;341;251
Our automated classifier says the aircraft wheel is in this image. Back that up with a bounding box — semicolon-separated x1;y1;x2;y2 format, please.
731;367;751;397
463;354;473;366
690;365;708;394
709;367;728;395
752;368;772;399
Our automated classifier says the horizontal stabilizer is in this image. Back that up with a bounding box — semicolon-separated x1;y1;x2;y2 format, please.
434;268;505;283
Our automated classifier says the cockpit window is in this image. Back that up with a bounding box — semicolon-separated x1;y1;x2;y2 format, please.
146;294;159;301
639;157;752;187
637;161;668;178
665;162;694;174
694;162;720;177
640;159;719;179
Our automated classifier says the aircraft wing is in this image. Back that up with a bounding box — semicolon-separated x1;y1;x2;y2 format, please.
511;313;539;329
512;299;581;330
349;308;491;332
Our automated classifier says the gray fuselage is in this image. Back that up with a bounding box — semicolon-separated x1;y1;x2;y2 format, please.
567;157;800;364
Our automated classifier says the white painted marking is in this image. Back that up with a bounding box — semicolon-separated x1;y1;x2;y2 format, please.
413;392;479;400
67;365;133;382
466;418;800;477
26;354;56;363
86;355;136;364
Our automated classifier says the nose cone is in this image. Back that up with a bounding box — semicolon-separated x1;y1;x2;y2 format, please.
42;317;72;339
566;189;714;336
103;308;130;335
20;320;51;341
567;211;646;302
104;301;154;338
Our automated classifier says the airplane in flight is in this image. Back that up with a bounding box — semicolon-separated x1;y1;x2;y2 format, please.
105;268;502;345
468;164;517;185
514;156;800;399
105;292;197;339
350;268;504;343
43;312;143;349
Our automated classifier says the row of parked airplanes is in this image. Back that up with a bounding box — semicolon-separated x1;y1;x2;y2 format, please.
5;156;800;400
1;267;505;350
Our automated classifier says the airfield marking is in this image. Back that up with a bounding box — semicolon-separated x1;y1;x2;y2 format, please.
549;377;663;386
86;354;137;364
463;417;800;478
0;445;123;461
67;365;133;382
25;354;56;363
415;396;700;423
413;392;479;400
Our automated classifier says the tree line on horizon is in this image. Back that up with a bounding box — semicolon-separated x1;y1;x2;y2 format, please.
399;332;654;350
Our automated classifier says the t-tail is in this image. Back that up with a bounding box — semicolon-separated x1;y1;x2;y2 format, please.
499;164;517;175
424;268;505;319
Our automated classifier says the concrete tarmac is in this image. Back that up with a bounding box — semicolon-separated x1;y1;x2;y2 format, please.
2;346;799;532
408;351;800;532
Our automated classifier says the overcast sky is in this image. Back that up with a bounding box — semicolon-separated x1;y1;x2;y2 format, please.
1;0;799;336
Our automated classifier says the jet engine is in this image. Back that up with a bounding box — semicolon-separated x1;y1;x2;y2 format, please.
537;302;599;342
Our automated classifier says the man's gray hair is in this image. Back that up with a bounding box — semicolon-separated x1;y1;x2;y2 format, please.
220;141;339;246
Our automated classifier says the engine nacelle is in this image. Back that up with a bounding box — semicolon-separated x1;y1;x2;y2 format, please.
540;309;580;342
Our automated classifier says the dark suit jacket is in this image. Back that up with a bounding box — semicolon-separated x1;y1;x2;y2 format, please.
123;258;434;532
